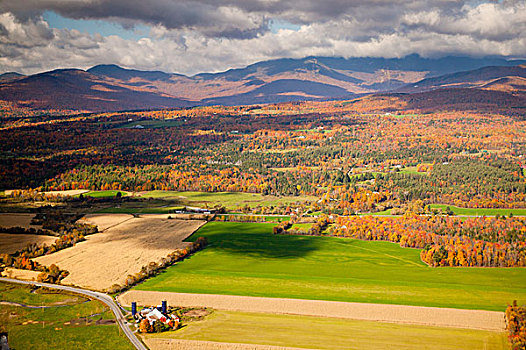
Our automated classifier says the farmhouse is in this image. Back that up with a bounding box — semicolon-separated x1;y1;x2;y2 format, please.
133;301;180;327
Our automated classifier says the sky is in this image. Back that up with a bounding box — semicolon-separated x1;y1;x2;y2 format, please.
0;0;525;75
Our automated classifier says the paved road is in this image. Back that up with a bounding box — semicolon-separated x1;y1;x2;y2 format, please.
0;277;147;350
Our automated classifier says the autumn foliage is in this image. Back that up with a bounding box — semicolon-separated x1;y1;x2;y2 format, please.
332;215;526;267
506;301;526;350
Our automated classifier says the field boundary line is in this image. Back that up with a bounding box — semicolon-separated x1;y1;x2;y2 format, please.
81;214;136;233
144;338;315;350
119;290;506;332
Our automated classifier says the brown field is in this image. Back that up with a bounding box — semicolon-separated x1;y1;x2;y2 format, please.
1;267;41;281
78;213;133;231
144;339;309;350
0;233;56;254
42;189;90;196
35;214;205;291
0;213;37;228
118;291;505;331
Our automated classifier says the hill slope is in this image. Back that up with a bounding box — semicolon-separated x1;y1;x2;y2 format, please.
399;65;526;94
0;55;525;112
0;69;191;112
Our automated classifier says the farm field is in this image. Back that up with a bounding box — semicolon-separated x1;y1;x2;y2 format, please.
143;310;508;350
0;281;132;350
429;204;526;216
0;213;38;228
42;189;90;197
36;214;205;290
96;202;186;214
0;233;56;254
82;190;132;198
136;222;526;311
119;290;505;330
139;191;316;209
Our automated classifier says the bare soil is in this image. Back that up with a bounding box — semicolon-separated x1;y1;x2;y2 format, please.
0;213;38;229
0;233;56;254
119;291;505;332
78;213;134;231
35;214;205;291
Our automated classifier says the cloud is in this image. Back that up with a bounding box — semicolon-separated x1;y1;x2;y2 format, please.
0;1;525;75
0;0;272;39
0;0;471;39
402;2;526;41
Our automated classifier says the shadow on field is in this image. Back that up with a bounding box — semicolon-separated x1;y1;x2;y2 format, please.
188;222;321;259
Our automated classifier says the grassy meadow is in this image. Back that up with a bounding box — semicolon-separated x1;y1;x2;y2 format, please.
83;190;131;198
146;310;508;350
137;222;526;311
0;282;132;350
138;190;315;209
429;204;526;216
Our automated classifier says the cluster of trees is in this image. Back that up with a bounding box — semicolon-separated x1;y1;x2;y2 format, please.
273;221;293;234
0;226;54;236
37;264;67;283
216;214;271;223
7;189;66;202
275;216;332;236
43;164;270;194
0;222;98;282
107;237;208;293
3;98;525;215
0;254;68;283
378;158;526;209
332;215;526;267
506;301;526;350
138;318;179;333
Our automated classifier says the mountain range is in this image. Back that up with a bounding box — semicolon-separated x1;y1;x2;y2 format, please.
0;55;525;112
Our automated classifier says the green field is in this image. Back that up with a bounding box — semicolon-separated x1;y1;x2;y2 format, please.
139;190;316;209
366;208;393;215
83;190;130;198
291;223;314;230
430;204;526;216
146;310;508;350
0;282;132;350
137;222;526;311
217;214;290;222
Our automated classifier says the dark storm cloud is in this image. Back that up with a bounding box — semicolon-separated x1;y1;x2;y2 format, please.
0;0;472;39
0;0;272;38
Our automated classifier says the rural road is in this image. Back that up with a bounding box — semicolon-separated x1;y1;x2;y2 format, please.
0;277;148;350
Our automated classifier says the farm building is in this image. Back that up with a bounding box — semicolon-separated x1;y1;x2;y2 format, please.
132;301;180;329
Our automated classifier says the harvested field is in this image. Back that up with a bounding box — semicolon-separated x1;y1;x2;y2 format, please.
43;190;90;196
0;213;37;228
79;213;134;231
144;339;310;350
1;268;41;281
35;214;205;291
144;310;508;350
0;233;56;254
118;291;505;331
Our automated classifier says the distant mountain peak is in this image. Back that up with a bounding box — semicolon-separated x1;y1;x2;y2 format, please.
1;55;525;112
87;64;174;81
0;72;24;82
